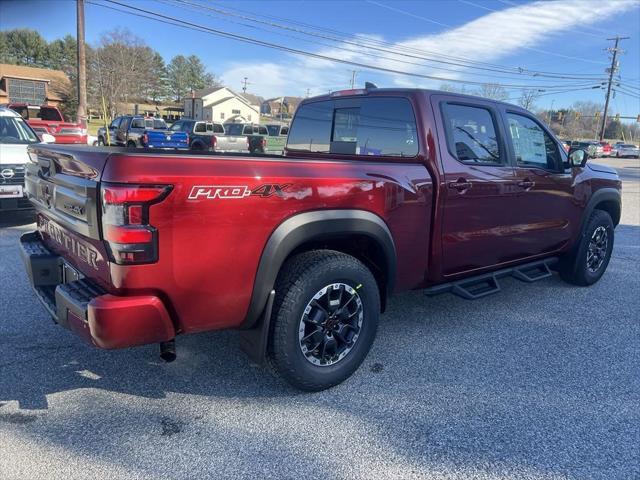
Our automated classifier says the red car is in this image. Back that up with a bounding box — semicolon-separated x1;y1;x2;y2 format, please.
599;141;612;157
6;103;87;144
19;87;621;390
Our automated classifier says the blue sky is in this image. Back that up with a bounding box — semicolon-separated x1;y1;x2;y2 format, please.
1;0;639;117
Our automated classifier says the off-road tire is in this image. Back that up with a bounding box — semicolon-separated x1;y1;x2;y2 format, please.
268;250;380;391
560;209;614;286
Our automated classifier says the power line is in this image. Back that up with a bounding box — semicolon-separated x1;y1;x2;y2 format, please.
172;0;608;81
164;0;594;84
600;36;630;140
88;0;603;91
366;0;609;65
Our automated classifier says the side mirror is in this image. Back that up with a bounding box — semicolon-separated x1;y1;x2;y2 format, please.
568;148;588;167
40;133;56;144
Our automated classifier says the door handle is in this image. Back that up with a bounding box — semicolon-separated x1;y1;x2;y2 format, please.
448;179;471;192
517;179;535;189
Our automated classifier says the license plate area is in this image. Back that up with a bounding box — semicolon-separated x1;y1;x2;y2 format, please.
0;184;23;198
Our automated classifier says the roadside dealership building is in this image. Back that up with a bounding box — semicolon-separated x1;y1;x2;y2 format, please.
0;63;69;107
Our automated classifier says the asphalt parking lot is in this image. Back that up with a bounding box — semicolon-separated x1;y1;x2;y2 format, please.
0;157;638;480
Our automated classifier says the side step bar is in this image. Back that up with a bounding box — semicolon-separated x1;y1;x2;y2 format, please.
425;258;557;300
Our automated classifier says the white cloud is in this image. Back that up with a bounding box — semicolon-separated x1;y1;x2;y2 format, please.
219;0;638;98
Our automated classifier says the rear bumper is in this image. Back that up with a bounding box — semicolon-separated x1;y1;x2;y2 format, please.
20;231;175;349
53;135;87;144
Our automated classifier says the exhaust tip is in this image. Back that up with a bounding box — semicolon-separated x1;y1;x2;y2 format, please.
160;340;176;362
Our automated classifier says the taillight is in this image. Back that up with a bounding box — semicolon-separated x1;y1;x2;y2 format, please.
141;133;149;146
101;183;172;265
261;137;267;148
211;135;217;150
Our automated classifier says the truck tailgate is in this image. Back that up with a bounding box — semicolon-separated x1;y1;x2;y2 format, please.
146;130;188;149
24;145;112;287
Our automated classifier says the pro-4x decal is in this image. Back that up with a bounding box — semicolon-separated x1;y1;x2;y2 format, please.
188;184;291;200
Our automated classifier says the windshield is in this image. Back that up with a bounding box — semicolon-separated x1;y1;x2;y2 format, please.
0;116;40;144
266;125;281;136
12;106;63;121
145;118;167;129
225;123;244;136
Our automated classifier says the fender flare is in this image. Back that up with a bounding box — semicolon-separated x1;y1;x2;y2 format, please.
240;209;397;329
580;188;621;235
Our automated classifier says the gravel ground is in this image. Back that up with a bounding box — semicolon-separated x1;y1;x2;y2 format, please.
0;157;638;480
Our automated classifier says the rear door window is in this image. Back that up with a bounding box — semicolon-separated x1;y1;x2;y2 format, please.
131;118;145;129
287;97;417;157
212;123;225;134
441;103;503;165
195;122;207;133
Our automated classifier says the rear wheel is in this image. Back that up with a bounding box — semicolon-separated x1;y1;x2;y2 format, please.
97;136;105;146
560;210;614;286
127;141;136;148
268;250;380;391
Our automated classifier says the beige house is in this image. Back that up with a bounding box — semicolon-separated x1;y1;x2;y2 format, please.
184;86;260;124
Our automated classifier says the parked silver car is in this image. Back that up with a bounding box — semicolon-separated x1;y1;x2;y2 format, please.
615;143;640;158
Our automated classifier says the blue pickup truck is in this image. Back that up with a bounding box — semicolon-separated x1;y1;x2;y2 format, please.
97;116;188;150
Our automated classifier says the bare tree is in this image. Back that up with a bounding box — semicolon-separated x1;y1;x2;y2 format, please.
477;83;509;101
518;89;539;110
88;29;155;118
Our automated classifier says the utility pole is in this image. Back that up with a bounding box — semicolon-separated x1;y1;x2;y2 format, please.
242;77;248;94
350;70;357;89
600;36;629;141
76;0;87;127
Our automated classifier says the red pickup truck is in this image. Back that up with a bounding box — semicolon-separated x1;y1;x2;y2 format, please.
7;103;87;144
19;87;621;390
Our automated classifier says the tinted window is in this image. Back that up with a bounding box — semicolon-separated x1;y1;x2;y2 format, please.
288;97;417;157
281;126;288;135
212;123;225;134
287;101;333;153
442;104;502;164
153;119;167;129
243;125;253;135
0;116;39;144
226;124;244;136
507;113;560;170
170;121;182;131
258;126;268;135
195;122;207;133
110;118;121;129
131;118;145;129
37;107;63;121
267;125;280;136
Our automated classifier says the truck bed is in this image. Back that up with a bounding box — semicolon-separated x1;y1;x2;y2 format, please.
23;144;433;335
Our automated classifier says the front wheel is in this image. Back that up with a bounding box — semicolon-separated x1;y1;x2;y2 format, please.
97;136;105;146
268;250;380;391
560;210;614;286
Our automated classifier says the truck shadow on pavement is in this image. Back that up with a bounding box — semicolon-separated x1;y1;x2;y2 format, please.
0;211;36;228
0;224;638;478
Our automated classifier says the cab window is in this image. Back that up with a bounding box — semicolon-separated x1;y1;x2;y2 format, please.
441;103;503;165
506;113;561;171
194;122;207;133
287;97;418;157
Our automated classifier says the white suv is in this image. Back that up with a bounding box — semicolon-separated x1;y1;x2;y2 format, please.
0;107;54;212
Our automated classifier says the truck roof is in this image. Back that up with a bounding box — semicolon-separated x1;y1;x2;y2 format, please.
302;87;523;110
